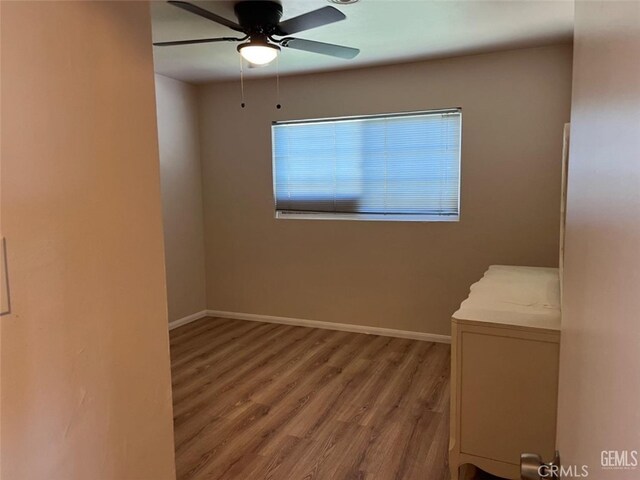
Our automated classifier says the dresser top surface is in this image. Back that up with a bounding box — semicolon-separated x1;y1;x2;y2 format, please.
452;265;561;331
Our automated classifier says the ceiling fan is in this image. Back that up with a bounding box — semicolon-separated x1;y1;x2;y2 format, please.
154;0;360;66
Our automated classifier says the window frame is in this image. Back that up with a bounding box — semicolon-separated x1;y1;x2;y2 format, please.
271;108;462;223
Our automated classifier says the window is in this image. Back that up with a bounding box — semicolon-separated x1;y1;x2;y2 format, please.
272;109;462;222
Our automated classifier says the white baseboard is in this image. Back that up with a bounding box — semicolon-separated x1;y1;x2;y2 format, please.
168;310;209;331
205;309;451;344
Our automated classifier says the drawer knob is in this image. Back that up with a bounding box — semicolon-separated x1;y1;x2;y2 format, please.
521;451;560;479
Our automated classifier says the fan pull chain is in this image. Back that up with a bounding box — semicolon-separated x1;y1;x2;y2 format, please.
239;55;246;108
275;56;281;110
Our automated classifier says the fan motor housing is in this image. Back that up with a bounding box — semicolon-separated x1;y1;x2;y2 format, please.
234;1;283;34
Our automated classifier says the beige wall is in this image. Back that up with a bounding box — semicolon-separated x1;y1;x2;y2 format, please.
198;44;573;336
155;75;207;323
1;2;176;479
557;1;640;475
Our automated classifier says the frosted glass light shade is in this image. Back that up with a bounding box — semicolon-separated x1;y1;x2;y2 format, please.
239;45;278;65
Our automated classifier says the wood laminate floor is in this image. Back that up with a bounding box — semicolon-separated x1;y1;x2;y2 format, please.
169;317;452;480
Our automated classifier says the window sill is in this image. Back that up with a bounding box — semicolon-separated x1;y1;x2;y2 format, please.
275;212;460;223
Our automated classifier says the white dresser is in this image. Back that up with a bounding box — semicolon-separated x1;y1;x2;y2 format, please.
449;265;561;479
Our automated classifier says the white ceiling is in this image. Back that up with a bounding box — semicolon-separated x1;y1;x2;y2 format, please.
151;0;574;84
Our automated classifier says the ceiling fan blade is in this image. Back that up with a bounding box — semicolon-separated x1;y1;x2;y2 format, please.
153;37;244;47
276;6;346;35
168;1;244;32
281;38;359;59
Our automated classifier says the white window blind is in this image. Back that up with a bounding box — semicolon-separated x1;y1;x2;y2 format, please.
272;109;461;221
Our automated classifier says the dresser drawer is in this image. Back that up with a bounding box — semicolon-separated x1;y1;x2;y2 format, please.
460;330;559;464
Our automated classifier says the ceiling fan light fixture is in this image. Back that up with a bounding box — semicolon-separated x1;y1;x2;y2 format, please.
238;37;280;65
157;1;360;62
